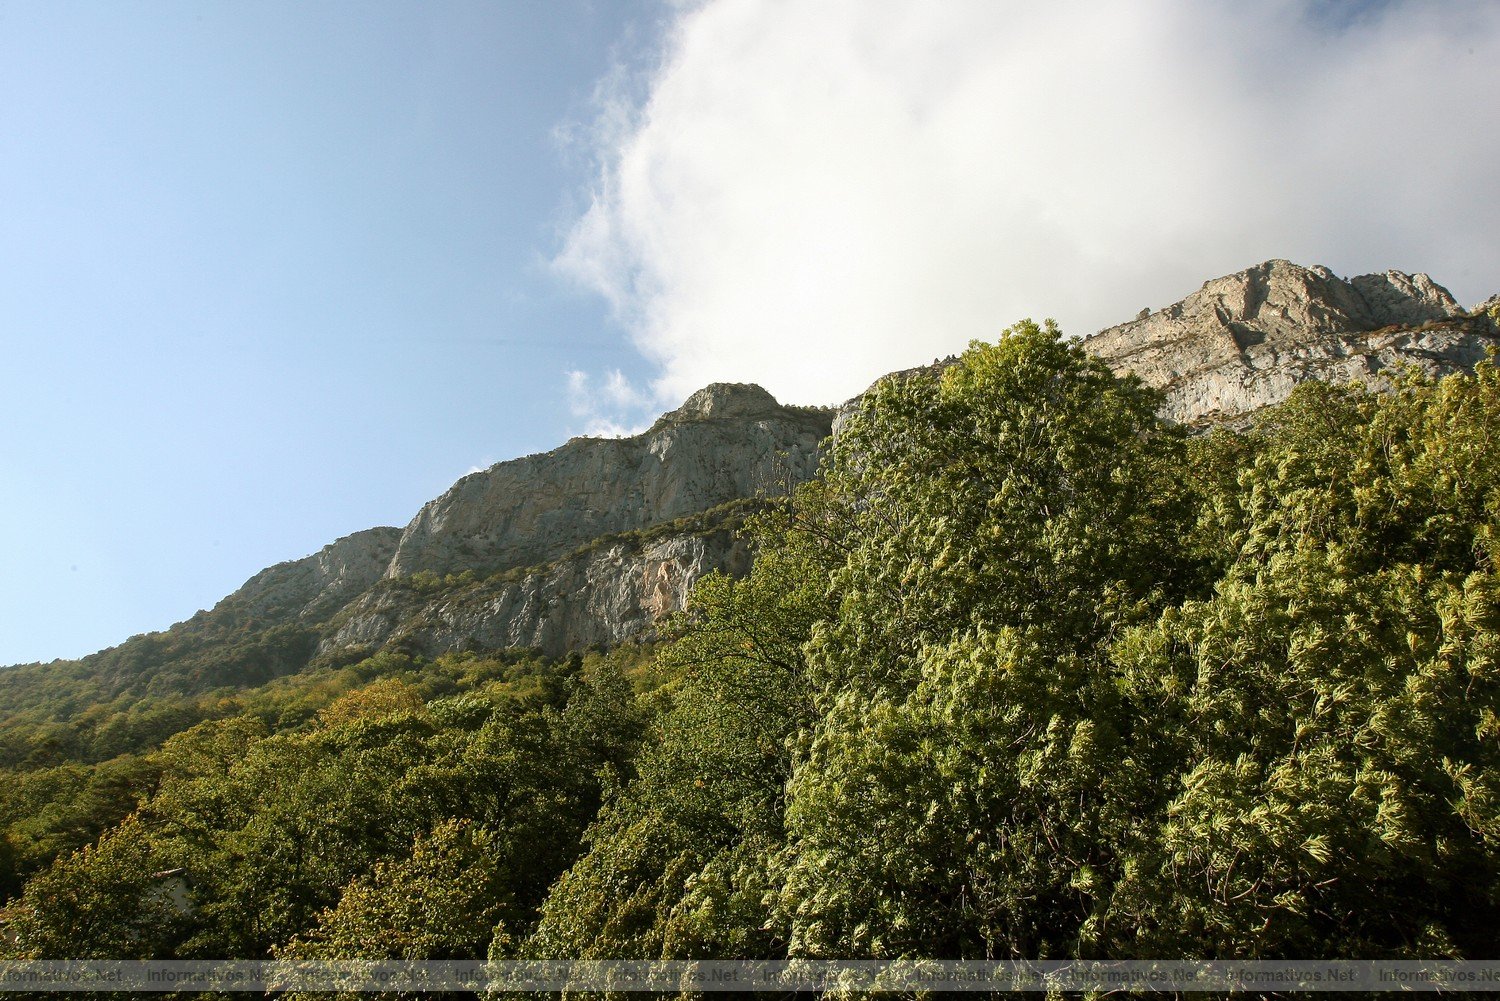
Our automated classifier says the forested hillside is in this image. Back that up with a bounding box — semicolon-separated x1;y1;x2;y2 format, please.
2;321;1495;961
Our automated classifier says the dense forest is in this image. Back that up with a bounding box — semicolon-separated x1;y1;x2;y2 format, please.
1;321;1495;964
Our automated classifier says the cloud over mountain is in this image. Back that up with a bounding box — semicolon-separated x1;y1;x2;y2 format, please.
556;0;1500;422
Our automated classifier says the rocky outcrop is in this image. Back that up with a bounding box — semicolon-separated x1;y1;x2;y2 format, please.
174;385;827;670
239;261;1496;665
322;514;753;659
221;527;403;624
1082;260;1497;424
27;259;1496;684
386;383;832;578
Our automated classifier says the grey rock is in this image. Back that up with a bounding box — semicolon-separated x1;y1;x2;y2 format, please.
386;383;832;578
830;261;1492;438
222;527;402;623
44;259;1496;680
1350;270;1461;326
663;382;789;423
193;384;827;669
323;521;752;659
1081;259;1494;424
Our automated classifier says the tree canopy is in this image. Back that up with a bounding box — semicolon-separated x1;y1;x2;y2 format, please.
3;322;1496;967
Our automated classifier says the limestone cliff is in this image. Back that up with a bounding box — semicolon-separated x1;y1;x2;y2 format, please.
25;259;1496;685
386;383;831;578
193;384;827;667
215;527;402;624
1081;260;1498;424
322;504;756;659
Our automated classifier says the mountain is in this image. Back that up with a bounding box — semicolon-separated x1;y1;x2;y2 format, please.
5;259;1498;965
387;382;827;579
1082;259;1498;424
5;260;1496;686
285;381;831;659
0;384;832;705
319;503;759;658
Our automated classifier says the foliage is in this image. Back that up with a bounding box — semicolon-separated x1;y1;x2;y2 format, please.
770;321;1194;958
0;646;575;894
278;819;515;961
524;497;836;959
1104;369;1500;956
1;817;188;959
0;650;649;960
528;328;1500;964
2;328;1498;967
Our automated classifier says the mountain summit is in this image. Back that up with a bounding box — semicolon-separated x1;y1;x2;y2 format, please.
6;260;1496;676
386;384;829;581
1082;259;1494;424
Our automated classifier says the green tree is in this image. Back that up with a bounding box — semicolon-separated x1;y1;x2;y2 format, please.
279;820;514;960
2;818;186;959
525;496;836;959
1105;367;1500;956
772;321;1192;958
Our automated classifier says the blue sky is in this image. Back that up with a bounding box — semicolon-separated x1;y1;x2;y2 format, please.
1;1;663;663
3;0;1498;665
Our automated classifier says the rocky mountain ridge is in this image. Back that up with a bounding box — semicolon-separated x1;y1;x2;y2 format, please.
13;260;1497;678
321;502;758;658
229;527;402;625
1082;259;1498;424
387;382;829;579
178;385;832;667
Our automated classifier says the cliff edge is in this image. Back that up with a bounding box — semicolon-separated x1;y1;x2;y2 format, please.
1082;259;1497;424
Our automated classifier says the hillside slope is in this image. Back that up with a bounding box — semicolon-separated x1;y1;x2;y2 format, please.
3;260;1494;697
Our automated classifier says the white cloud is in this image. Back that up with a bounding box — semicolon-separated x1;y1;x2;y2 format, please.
565;368;654;437
557;0;1500;412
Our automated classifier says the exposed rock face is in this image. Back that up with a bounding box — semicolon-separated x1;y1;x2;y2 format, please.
224;527;402;623
29;259;1496;683
194;383;827;666
1081;260;1495;424
386;383;832;578
323;521;752;659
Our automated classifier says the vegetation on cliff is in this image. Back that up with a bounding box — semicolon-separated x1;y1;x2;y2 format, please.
1;321;1496;962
